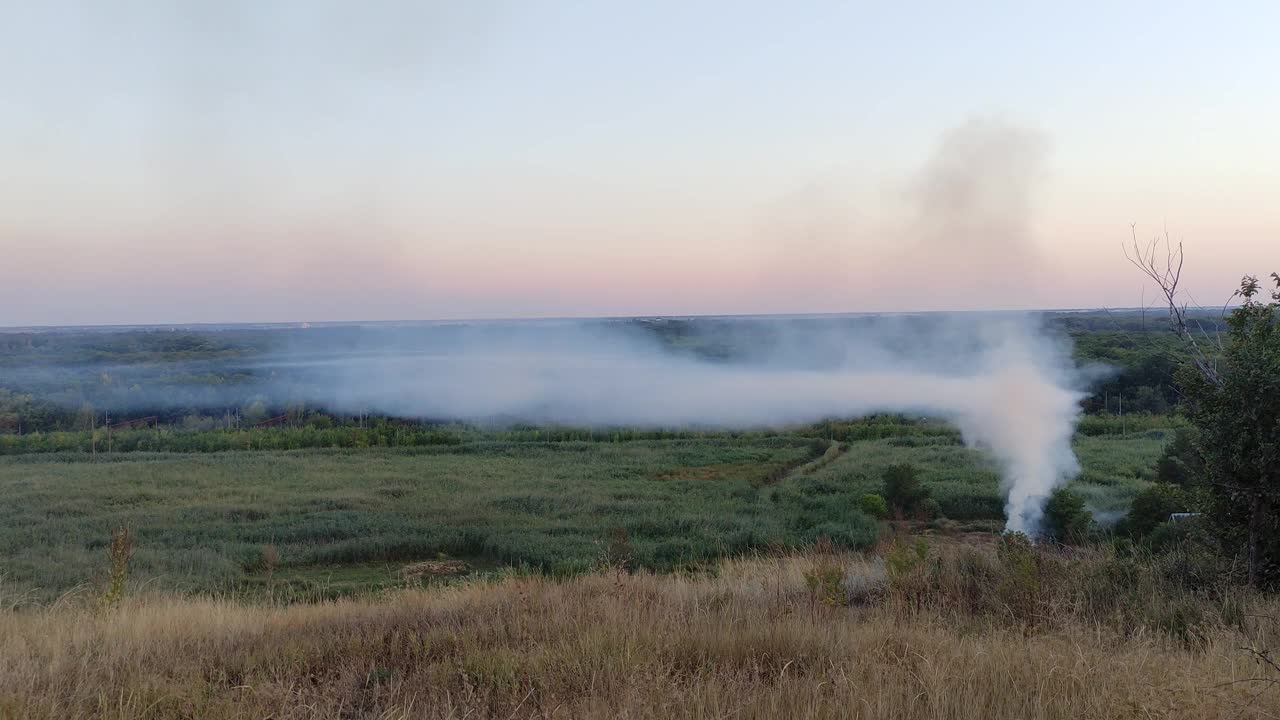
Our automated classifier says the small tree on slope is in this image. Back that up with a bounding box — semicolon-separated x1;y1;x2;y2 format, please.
1129;231;1280;587
1178;273;1280;587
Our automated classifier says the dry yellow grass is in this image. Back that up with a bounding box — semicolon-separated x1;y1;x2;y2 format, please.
1;552;1276;719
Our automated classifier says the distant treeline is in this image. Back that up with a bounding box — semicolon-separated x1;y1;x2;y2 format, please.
0;412;1170;455
0;415;968;455
0;423;465;455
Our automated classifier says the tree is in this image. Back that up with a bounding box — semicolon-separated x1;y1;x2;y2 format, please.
883;464;928;517
1129;232;1280;585
1178;274;1280;586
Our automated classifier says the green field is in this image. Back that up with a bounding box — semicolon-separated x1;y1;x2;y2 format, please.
0;424;1170;601
0;314;1192;604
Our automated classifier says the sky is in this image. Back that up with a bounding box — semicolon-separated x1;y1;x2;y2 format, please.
2;1;1277;326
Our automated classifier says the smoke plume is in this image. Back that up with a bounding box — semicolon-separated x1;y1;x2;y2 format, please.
278;313;1084;534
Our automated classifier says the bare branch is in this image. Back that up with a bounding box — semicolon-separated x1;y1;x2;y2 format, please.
1123;227;1222;386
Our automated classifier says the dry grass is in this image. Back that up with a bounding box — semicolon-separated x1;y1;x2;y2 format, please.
398;560;470;581
1;549;1277;719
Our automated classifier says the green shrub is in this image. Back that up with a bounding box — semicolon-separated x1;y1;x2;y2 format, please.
1145;521;1192;552
883;463;928;517
858;493;888;519
1119;484;1185;539
917;497;943;521
1042;488;1092;543
1155;429;1202;486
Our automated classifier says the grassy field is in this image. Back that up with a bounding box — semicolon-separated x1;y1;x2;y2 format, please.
0;419;1235;719
0;425;1169;601
1;547;1274;719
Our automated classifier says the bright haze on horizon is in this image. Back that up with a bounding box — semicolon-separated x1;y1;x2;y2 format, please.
2;2;1277;327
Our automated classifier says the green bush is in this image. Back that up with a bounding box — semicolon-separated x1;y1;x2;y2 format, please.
1042;488;1092;543
1143;522;1188;552
883;463;928;517
858;493;888;519
1119;484;1185;540
1155;430;1202;486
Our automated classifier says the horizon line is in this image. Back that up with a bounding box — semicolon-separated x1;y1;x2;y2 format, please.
0;305;1226;333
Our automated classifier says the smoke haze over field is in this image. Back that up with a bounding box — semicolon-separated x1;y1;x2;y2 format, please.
1;113;1095;532
298;315;1085;534
4;312;1089;533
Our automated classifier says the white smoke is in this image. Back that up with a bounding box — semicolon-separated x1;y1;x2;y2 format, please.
300;115;1083;533
304;313;1084;534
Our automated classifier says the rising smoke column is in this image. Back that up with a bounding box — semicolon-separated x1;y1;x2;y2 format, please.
935;327;1085;534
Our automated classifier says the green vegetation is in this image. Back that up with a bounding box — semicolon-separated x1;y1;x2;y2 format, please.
1089;264;1280;598
6;307;1278;716
0;438;822;598
1068;430;1170;514
857;492;888;519
1041;488;1092;542
0;423;1172;601
1173;274;1280;586
882;463;929;518
0;311;1228;602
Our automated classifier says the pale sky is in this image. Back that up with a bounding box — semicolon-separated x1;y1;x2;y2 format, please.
2;1;1277;326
